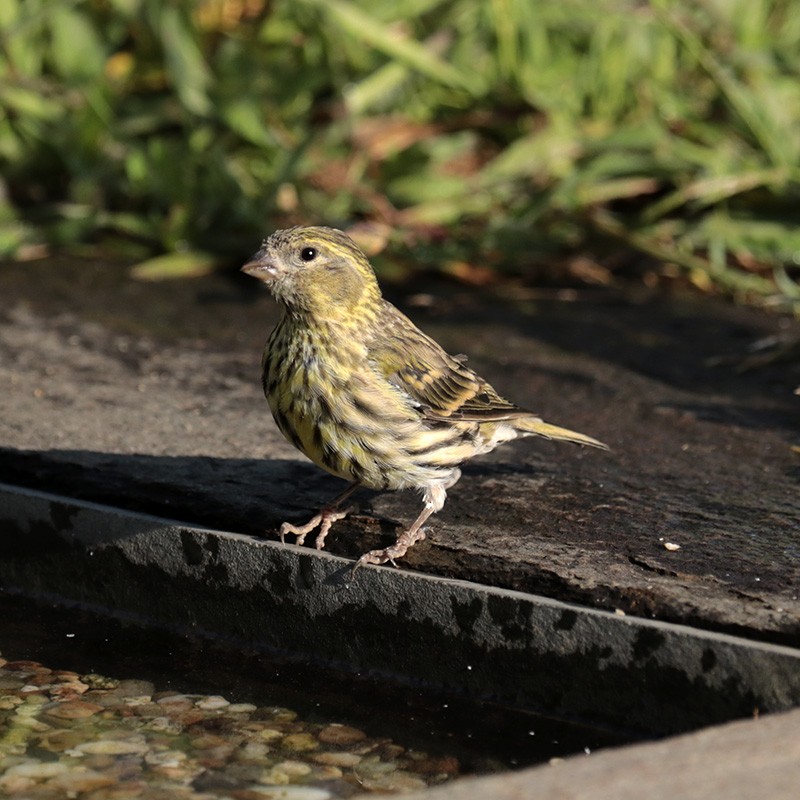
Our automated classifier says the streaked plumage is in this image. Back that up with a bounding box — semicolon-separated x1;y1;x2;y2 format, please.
243;226;607;567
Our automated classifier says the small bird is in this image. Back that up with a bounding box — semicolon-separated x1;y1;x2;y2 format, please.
243;226;606;568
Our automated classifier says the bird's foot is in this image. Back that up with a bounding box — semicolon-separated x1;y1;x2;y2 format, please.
354;527;427;570
279;506;353;548
314;507;353;549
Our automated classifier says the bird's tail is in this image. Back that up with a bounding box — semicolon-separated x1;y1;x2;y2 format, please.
513;416;608;450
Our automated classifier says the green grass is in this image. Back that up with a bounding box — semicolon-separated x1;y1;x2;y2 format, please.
0;0;799;309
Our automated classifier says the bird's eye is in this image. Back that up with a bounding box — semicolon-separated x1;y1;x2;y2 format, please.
300;247;318;262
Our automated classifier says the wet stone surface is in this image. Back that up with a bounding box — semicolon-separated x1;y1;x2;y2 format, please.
0;654;459;798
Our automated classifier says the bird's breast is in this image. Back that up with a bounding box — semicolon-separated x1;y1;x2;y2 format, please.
261;321;494;491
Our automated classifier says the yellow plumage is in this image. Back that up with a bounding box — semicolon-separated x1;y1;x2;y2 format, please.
243;226;606;567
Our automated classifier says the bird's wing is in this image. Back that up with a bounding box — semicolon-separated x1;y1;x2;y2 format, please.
367;301;532;422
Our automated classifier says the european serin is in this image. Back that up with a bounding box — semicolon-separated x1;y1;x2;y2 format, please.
243;226;606;568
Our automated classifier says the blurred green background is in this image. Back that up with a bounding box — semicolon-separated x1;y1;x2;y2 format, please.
1;0;799;309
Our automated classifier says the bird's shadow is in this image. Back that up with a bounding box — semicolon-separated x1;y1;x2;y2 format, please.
0;447;421;563
0;447;341;533
0;445;598;565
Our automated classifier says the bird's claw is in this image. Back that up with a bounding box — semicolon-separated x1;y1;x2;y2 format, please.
280;520;313;546
279;505;354;549
314;506;353;550
351;527;428;575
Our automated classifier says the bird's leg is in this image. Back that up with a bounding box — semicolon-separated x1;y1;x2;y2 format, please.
355;483;448;569
280;482;360;548
356;508;431;568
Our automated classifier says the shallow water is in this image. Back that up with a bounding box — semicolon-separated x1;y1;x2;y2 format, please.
0;594;633;797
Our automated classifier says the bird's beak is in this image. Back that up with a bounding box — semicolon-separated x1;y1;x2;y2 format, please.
241;249;279;279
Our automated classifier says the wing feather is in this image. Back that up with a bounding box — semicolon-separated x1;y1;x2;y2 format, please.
367;301;533;422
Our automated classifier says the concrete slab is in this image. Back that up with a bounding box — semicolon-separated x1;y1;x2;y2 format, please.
400;707;800;800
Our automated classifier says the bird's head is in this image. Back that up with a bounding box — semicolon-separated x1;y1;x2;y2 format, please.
242;226;382;320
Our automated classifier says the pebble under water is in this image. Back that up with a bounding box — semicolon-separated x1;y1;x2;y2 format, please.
0;594;634;797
